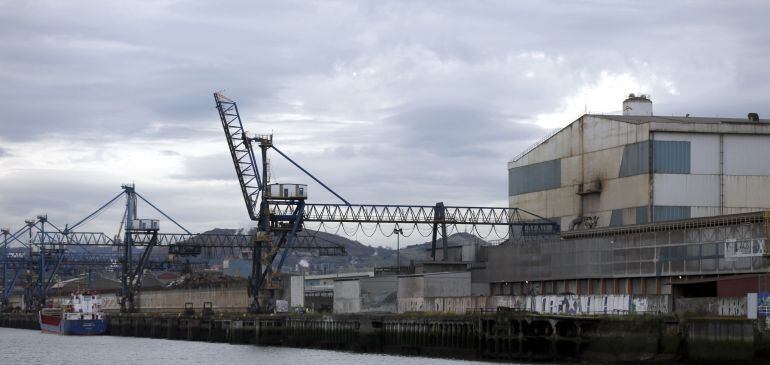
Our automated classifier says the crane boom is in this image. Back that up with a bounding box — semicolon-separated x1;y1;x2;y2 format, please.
214;92;263;220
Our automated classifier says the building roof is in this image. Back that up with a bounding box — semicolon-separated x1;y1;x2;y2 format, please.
305;271;374;280
512;113;770;163
593;114;770;125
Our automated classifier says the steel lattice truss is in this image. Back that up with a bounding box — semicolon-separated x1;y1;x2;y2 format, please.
269;202;559;229
215;92;262;220
35;232;116;245
1;254;206;269
32;232;346;255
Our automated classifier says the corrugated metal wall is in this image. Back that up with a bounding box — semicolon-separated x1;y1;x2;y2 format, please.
619;140;691;177
654;205;691;221
610;209;623;226
653;141;691;174
508;158;561;195
636;206;648;224
619;141;649;177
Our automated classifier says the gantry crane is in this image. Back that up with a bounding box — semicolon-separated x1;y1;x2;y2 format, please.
0;182;346;312
214;92;560;313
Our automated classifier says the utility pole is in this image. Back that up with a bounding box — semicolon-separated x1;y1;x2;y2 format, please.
393;226;403;273
121;184;135;312
25;219;35;310
38;215;46;308
1;228;8;309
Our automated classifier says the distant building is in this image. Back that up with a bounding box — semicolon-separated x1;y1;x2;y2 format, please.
509;94;770;230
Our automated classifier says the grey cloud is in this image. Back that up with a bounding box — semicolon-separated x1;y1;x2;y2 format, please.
2;0;770;240
160;150;180;156
0;170;248;238
382;104;544;157
175;152;238;182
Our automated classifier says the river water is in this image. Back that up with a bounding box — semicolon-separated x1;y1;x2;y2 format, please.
0;327;512;365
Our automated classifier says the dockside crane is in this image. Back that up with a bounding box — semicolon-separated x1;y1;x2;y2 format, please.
214;92;560;313
1;181;345;313
217;92;350;311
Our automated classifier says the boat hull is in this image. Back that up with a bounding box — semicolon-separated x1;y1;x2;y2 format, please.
39;313;107;335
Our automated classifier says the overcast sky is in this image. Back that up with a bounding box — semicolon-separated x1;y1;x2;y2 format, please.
2;1;769;246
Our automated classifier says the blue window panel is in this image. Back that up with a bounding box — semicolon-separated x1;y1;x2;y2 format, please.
653;141;691;174
636;206;648;225
508;159;561;196
609;209;623;227
619;142;649;177
619;140;691;177
653;206;691;222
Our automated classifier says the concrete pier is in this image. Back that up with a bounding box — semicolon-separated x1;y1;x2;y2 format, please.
1;311;767;363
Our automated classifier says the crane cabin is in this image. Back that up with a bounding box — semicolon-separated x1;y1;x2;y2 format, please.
266;183;308;200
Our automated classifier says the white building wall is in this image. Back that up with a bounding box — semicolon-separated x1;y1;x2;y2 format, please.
290;275;305;308
511;123;577;167
333;280;361;314
511;116;650;169
724;135;770;175
724;175;770;209
722;135;770;210
654;174;720;207
509;117;652;227
423;272;472;298
582;116;649;153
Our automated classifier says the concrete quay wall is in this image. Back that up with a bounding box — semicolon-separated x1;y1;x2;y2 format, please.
399;294;673;315
19;289;750;319
1;311;768;363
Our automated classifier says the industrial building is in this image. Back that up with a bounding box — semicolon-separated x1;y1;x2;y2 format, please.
486;95;770;298
509;94;770;229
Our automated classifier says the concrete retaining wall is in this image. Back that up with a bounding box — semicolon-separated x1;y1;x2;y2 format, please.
333;280;361;314
360;276;397;313
399;294;672;315
676;297;747;317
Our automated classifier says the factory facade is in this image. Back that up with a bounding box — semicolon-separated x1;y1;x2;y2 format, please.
487;95;770;297
509;95;770;230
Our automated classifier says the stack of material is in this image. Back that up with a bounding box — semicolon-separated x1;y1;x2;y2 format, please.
166;271;247;289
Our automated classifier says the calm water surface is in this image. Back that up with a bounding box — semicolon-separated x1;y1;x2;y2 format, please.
0;327;524;365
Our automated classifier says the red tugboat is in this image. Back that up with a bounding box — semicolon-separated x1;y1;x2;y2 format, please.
39;292;108;335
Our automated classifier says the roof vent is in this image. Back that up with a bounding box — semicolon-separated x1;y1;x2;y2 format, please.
748;112;760;122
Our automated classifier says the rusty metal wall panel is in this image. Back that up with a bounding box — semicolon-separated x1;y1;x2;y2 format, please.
717;276;758;297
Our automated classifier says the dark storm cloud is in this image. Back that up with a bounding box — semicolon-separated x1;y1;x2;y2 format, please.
2;0;770;238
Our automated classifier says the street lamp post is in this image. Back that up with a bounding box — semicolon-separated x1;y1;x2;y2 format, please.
393;227;403;273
